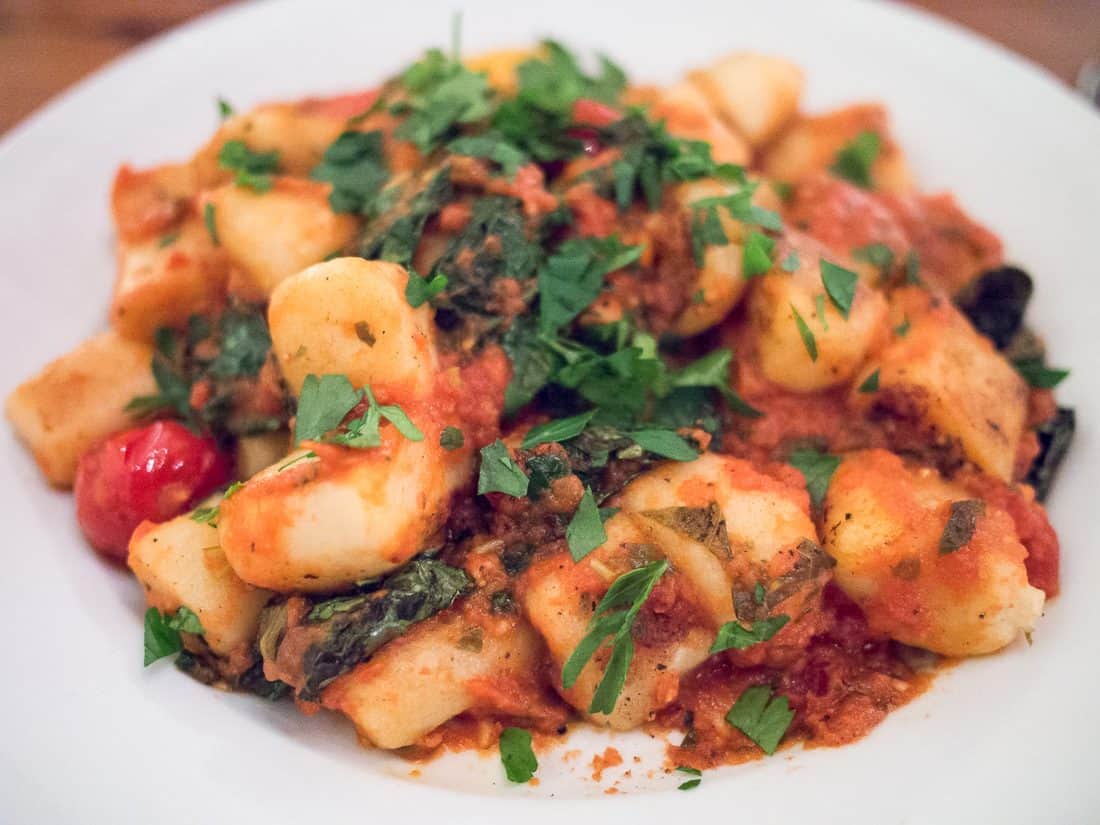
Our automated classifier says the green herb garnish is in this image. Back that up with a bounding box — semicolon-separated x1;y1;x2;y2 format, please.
820;260;858;319
710;615;790;654
499;727;538;783
787;447;840;509
566;486;607;562
791;304;818;361
143;606;204;666
830;130;880;189
562;559;669;714
478;440;529;497
725;684;794;755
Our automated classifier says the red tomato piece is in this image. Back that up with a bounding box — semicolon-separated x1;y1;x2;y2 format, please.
73;421;231;561
571;98;621;128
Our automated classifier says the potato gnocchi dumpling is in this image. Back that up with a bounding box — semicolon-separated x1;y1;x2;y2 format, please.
7;38;1068;774
823;450;1044;656
851;286;1028;480
268;257;438;398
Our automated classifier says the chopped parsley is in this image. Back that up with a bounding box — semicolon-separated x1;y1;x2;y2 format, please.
895;316;911;337
143;606;204;666
538;236;643;333
830;130;880;189
787;447;840;509
392;48;494;152
218;139;280;192
190;504;219;526
1014;359;1070;389
293;374;362;444
725;684;794;755
858;369;881;393
217;97;235;119
742;230;776;278
311;130;389;214
629;429;698;461
203;202;219;245
499;727;538;783
780;250;801;273
157;231;179;248
440;426;465;450
478;440;529;497
791;304;818;361
566;486;607;561
820;259;859;319
853;243;895;270
448;133;527;178
405;270;449;308
692;184;783;232
562;559;669;714
905;249;922;284
676;766;702;791
710;615;790;654
521;410;596;449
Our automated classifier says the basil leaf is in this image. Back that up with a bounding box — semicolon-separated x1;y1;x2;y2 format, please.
710;615;789;654
294;374;362;444
629;429;698;461
939;499;985;554
725;684;794;755
566;487;607;562
830;131;880;189
499;727;538;783
820;260;858;319
742;230;775;278
521;410;595;449
790;304;818;361
478;440;529;497
787;447;840;509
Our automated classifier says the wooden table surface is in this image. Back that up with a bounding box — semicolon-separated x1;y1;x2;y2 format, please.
1;0;1097;135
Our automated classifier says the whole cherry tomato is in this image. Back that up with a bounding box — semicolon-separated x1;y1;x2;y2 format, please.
73;420;231;561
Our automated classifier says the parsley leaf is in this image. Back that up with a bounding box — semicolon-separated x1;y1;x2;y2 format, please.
538;236;643;333
895;316;911;337
743;230;776;278
830;131;880;189
629;429;698;461
1014;359;1070;389
787;447;840;509
311;131;389;214
670;348;762;419
294;374;362;445
692;184;783;232
710;615;789;654
478;440;529;497
143;606;204;666
562;559;669;714
218;139;280;192
217;97;234;119
499;727;538;783
394;49;494;152
725;684;794;755
676;766;702;791
405;270;449;308
820;260;859;319
203;202;219;245
905;249;921;284
780;250;801;273
207;307;271;378
522;410;596;449
448;133;527;178
328;386;423;446
190;504;219;526
853;243;895;270
440;426;465;450
566;486;607;561
791;304;818;361
858;369;880;393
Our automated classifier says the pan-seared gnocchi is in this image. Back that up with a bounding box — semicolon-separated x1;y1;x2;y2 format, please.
822;450;1044;656
8;37;1067;777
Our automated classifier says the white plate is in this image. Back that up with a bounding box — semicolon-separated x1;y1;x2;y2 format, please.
2;0;1098;822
